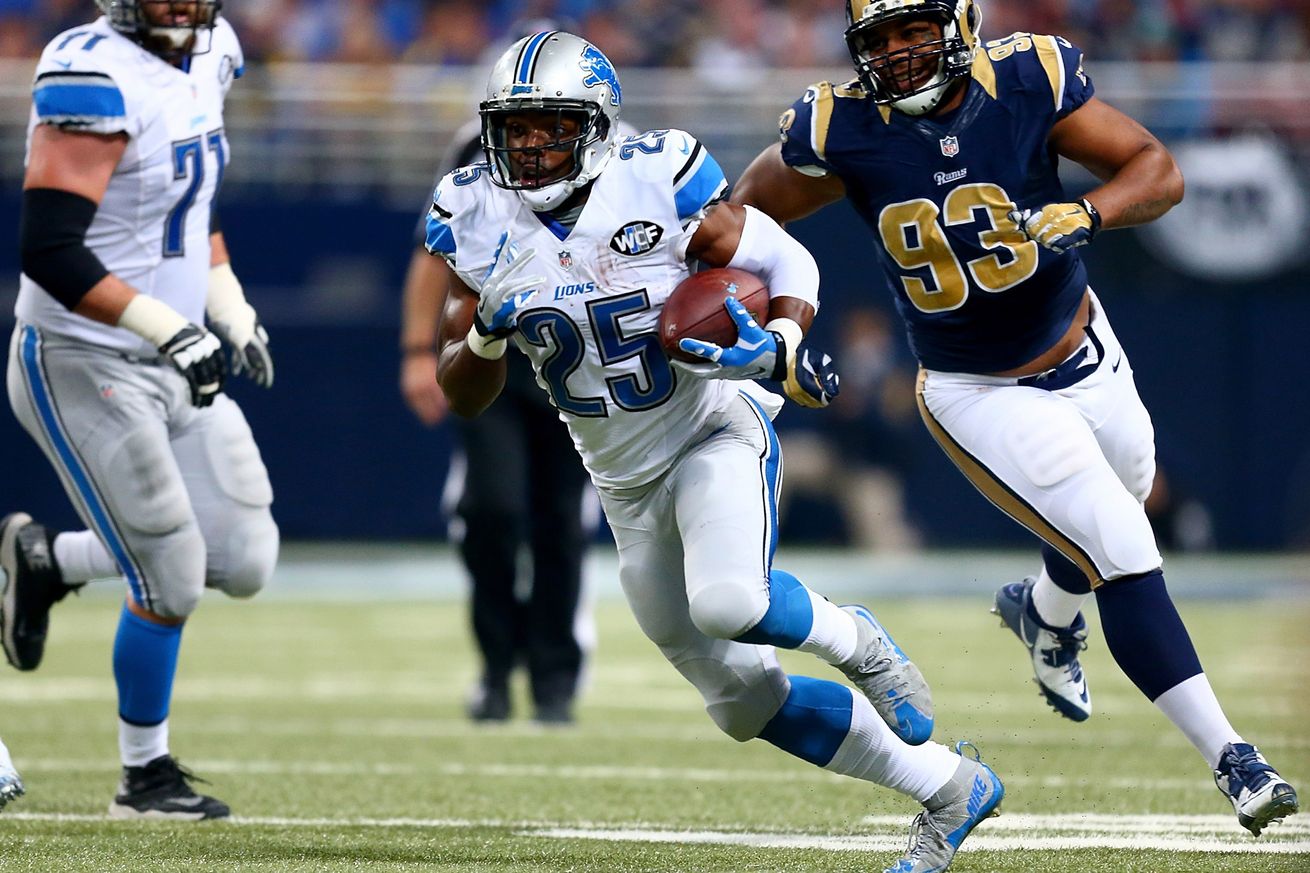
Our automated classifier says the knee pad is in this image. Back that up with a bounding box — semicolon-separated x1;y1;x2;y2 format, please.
131;525;206;619
213;511;278;598
679;655;788;741
147;572;205;619
688;580;768;641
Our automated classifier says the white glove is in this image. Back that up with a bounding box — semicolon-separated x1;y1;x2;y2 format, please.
466;232;543;360
207;262;273;387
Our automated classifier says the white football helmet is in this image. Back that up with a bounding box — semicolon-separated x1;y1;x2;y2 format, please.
96;0;222;58
845;0;981;116
480;32;622;212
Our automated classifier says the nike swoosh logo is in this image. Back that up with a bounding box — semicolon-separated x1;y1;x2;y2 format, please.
679;139;692;155
54;59;72;69
1112;354;1123;373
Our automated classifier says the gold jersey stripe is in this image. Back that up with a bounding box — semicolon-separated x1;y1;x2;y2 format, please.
811;81;836;162
915;370;1105;588
970;49;997;98
1034;34;1065;113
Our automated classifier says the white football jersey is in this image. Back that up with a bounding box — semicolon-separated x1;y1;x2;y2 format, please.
428;129;746;489
16;16;243;354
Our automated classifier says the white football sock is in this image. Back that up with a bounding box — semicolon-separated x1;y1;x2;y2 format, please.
797;591;858;665
1031;566;1090;629
1152;674;1242;767
0;736;12;771
119;719;169;768
53;531;120;585
824;688;959;802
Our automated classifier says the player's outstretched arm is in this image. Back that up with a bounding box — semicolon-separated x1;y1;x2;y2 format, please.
398;248;451;427
21;125;225;407
1048;97;1184;231
732;143;847;225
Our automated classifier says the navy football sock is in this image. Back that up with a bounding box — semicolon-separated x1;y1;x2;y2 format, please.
113;603;183;726
1094;569;1203;701
758;675;852;766
1042;543;1092;595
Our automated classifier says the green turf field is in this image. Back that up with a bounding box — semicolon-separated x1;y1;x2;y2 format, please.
1;565;1307;872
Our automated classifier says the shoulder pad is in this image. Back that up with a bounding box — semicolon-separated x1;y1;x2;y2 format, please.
977;32;1093;117
211;18;246;82
425;163;494;262
663;130;728;224
33;27;132;134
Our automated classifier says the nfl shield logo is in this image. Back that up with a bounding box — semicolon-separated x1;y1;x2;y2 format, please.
558;250;573;269
940;135;960;158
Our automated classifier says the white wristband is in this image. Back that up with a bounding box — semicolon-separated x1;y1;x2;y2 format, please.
765;317;803;365
206;262;257;348
466;324;507;360
117;295;189;347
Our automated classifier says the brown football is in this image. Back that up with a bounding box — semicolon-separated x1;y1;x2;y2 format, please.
659;268;770;363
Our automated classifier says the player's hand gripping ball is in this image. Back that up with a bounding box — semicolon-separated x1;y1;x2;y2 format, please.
659;268;770;364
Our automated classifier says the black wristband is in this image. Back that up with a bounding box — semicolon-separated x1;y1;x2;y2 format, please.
1081;198;1102;236
20;188;111;311
768;331;788;382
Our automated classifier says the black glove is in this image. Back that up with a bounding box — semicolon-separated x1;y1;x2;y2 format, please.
212;320;274;388
159;325;225;407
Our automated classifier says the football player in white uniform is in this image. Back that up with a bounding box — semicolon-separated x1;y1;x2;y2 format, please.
0;736;22;812
2;0;276;819
431;32;1003;866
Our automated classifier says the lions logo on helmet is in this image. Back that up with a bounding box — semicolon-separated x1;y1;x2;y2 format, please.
845;0;981;116
479;32;623;212
579;44;621;107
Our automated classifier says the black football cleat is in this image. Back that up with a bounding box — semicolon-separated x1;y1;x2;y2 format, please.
108;755;230;820
1;512;73;671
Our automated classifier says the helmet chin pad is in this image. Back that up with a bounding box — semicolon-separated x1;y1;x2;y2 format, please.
891;77;954;115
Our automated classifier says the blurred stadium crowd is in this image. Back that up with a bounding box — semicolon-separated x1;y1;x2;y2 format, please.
0;0;1306;65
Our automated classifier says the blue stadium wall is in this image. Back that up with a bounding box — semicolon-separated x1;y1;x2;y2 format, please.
1;188;1307;549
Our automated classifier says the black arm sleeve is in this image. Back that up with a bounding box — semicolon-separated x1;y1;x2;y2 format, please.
19;187;111;311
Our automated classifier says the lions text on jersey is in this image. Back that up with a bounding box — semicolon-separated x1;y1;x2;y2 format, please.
426;128;743;489
781;32;1092;374
17;15;243;355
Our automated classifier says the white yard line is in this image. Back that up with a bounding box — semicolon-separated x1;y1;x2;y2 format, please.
3;812;1305;854
16;757;1295;793
532;827;1310;854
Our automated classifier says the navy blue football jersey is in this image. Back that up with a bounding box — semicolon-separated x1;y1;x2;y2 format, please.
780;32;1094;373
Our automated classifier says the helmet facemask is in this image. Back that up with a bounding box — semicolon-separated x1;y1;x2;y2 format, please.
479;102;609;210
845;0;979;116
96;0;222;60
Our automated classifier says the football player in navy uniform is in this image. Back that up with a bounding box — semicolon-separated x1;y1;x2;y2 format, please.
734;0;1298;860
431;31;1002;872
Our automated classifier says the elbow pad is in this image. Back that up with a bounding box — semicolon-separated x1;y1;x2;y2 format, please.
726;204;820;312
19;188;110;311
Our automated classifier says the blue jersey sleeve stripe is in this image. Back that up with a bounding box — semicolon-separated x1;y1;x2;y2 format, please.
33;82;125;120
674;152;728;221
425;214;456;255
